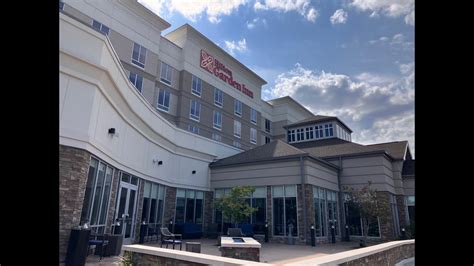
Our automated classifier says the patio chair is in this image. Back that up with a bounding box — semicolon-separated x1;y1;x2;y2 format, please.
160;227;182;250
227;228;245;237
88;233;109;260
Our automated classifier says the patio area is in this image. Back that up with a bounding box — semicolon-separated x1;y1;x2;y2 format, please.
84;238;363;265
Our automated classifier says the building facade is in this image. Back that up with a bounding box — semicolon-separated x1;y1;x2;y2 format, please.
59;0;415;263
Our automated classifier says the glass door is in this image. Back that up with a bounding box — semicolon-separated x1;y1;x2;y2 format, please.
115;177;138;245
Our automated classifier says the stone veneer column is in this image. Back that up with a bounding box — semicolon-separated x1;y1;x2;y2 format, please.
296;184;305;244
396;195;408;230
59;145;91;263
163;186;177;229
133;180;145;243
105;169;121;234
377;191;396;241
203;191;214;234
266;186;273;239
304;184;315;245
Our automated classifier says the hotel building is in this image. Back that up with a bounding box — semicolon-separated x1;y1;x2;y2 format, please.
59;0;415;262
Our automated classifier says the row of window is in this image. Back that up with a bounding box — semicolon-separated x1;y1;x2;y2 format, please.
175;189;204;224
288;123;335;143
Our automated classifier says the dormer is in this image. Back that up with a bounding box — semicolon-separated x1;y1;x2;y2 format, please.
283;115;353;144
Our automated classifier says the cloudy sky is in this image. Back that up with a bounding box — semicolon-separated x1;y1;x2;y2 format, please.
139;0;415;157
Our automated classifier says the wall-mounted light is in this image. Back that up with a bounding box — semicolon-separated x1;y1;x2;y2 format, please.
153;159;163;165
192;170;196;174
158;161;163;165
108;128;116;135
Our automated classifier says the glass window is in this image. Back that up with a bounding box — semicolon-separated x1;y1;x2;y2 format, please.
214;88;223;107
189;100;201;121
160;62;172;85
296;128;304;142
157;90;170;112
129;72;143;92
233;140;241;148
315;125;324;139
175;190;186;223
324;124;334;137
265;136;271;144
175;189;204;225
187;124;200;135
250;128;257;144
191;75;202;96
59;1;64;10
305;127;314;140
213;111;222;130
265;119;271;133
272;185;297;236
234;100;242;116
234;120;241;138
250;108;257;124
92;20;110;35
287;129;296;143
212;133;222;142
132;43;146;68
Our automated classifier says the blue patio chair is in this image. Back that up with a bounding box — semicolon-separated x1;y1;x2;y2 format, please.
160;227;182;250
88;233;109;260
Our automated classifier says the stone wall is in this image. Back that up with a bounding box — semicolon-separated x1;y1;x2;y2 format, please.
133;180;145;243
304;184;315;244
396;194;408;229
163;186;177;231
203;191;213;234
59;145;91;262
266;186;273;239
124;250;206;266
377;191;397;241
340;242;414;266
220;247;260;262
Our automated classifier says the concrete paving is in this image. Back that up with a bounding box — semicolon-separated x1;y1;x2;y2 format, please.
84;238;363;265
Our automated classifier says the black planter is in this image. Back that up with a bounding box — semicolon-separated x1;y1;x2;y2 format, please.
95;234;123;256
66;229;90;266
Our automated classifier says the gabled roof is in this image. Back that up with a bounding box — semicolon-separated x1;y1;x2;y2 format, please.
210;140;307;167
402;159;415;176
292;139;408;160
284;115;353;133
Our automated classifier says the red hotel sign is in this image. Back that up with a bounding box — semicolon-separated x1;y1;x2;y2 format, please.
200;49;254;98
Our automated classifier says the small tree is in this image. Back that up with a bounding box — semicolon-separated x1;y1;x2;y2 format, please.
344;181;385;247
214;186;257;229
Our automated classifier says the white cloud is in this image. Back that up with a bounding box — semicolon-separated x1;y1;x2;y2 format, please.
305;8;319;23
254;0;318;22
225;38;248;55
330;9;348;24
268;63;414;153
140;0;247;23
246;18;268;29
350;0;414;25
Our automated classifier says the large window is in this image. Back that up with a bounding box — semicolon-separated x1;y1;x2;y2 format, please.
324;124;334;137
305;127;314;140
250;108;257;124
272;185;297;236
313;187;327;237
132;43;146;68
214;88;223;107
92;20;110;35
175;189;204;224
160;62;172;85
344;193;380;237
191;75;202;96
80;158;114;234
213;111;222;130
189;100;201;121
141;181;165;232
157;89;170;112
296;128;304;141
129;72;143;92
287;129;296;143
234;120;241;138
265;119;271;133
315;125;324;139
327;190;339;236
406;196;415;225
234;100;242;117
250;128;257;144
391;194;400;236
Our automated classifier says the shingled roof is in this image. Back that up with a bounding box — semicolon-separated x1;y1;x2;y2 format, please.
291;139;408;160
284;115;353;133
210;140;308;167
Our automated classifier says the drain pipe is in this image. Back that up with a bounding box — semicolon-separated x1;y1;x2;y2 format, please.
300;155;307;244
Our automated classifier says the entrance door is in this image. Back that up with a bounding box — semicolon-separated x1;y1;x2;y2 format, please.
115;181;138;245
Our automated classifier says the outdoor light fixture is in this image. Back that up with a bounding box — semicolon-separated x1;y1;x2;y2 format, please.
192;170;196;174
158;160;163;165
108;128;116;135
153;159;163;165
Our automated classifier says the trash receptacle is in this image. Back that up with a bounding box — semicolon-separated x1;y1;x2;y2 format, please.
65;228;90;266
287;224;295;245
139;222;148;244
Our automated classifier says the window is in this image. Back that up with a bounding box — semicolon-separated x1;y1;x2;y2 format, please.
187;124;200;135
327;190;339;236
313;187;327;237
265;136;271;144
214;88;223;107
213;111;222;130
296;128;304;141
272;185;297;236
305;127;314;140
287;129;296;143
234;120;241;138
250;128;257;144
212;133;222;142
92;20;110;35
141;181;165;231
250;109;257;124
315;125;324;139
59;1;64;11
157;90;170;112
189;100;201;121
233;140;241;148
131;43;146;68
344;193;380;237
324;124;334;137
129;72;143;92
390;194;400;236
234;100;242;117
160;62;172;85
80;158;114;234
191;75;202;96
406;196;415;226
265;119;271;133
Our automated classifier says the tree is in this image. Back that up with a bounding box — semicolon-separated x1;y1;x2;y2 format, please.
344;181;385;247
214;186;257;228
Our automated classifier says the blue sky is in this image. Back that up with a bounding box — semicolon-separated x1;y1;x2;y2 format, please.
139;0;415;156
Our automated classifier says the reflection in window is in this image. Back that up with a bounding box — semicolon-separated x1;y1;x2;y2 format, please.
273;185;297;236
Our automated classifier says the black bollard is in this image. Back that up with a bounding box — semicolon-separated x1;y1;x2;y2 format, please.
331;222;336;243
310;224;315;246
139;221;147;244
401;227;406;240
264;221;269;243
169;219;174;233
345;225;350;241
